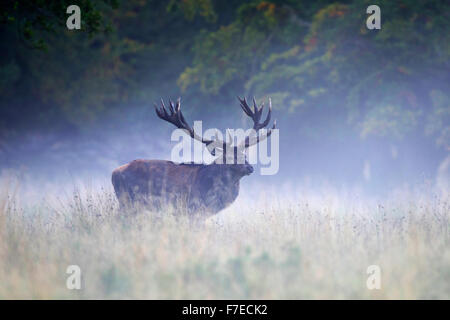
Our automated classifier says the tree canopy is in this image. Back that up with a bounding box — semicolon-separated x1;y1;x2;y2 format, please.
0;0;449;151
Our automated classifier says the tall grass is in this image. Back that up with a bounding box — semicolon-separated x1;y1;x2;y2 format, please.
0;180;449;299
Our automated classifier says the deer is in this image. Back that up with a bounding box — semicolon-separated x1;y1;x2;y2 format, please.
111;97;276;216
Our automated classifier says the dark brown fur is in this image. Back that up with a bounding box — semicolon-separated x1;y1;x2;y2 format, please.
112;159;252;215
112;96;275;216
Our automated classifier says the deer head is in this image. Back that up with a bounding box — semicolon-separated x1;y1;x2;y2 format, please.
154;97;276;177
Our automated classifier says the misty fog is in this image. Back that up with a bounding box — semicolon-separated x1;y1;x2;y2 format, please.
1;95;448;205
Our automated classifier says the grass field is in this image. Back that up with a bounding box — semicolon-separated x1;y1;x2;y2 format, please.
0;179;449;299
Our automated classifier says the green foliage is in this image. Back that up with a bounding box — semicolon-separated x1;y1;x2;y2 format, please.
0;0;118;49
167;0;217;23
241;0;450;143
0;0;449;149
178;1;308;95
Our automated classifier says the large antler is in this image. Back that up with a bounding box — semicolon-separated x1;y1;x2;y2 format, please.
238;97;277;148
155;98;222;153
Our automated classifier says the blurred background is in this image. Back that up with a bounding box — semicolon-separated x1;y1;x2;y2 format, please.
0;0;449;198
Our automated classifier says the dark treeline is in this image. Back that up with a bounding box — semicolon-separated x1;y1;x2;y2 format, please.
0;0;449;192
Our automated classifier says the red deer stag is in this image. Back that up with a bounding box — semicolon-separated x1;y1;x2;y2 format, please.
112;97;276;215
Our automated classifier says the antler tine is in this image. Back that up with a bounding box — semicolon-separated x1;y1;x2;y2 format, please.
251;97;261;123
243;120;277;148
155;99;165;118
238;96;277;148
169;99;176;114
176;107;193;134
238;96;253;117
252;97;258;114
155;98;220;149
159;98;169;118
175;98;193;131
260;98;272;128
176;97;181;112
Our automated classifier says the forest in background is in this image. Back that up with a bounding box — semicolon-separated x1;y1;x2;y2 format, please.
0;0;449;192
